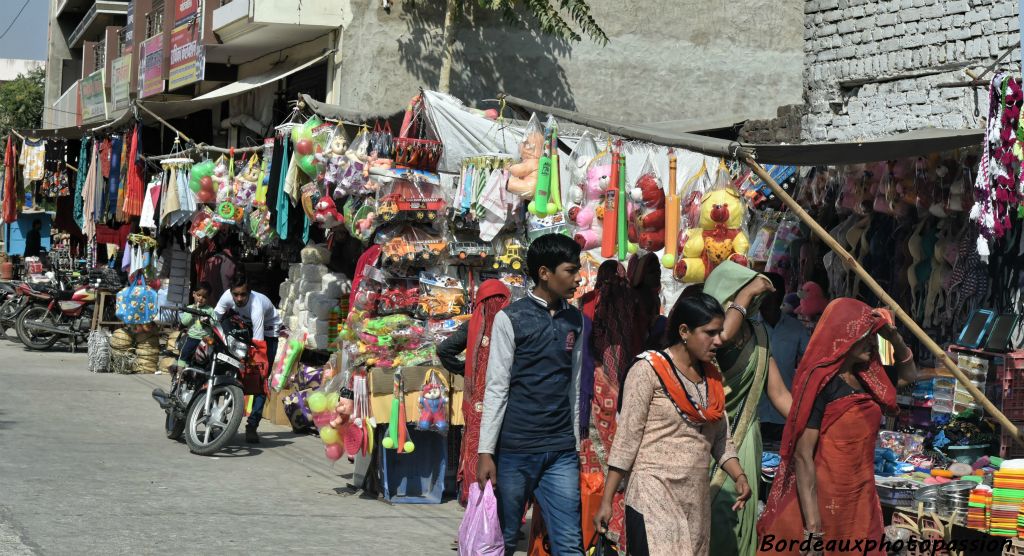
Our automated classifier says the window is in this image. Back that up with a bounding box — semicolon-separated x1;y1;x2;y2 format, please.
94;40;105;72
117;27;128;57
146;1;165;39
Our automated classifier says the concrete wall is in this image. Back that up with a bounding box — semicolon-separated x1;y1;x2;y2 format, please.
332;0;804;124
803;0;1021;142
0;59;45;83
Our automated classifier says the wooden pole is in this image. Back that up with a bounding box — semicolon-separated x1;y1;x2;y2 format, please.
742;157;1024;447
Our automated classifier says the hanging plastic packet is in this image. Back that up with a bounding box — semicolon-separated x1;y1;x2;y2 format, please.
628;150;666;253
572;252;599;302
317;125;350;196
291;116;326;179
339;127;370;194
233;154;261;208
507;114;544;199
747;217;778;264
300;182;322;220
189;206;221;239
675;160;751;284
417;369;450;434
212;155;233;204
417;272;466;320
570;140;612;251
343;195;378;243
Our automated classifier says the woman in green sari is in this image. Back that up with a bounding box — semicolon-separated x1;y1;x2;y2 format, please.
703;261;793;556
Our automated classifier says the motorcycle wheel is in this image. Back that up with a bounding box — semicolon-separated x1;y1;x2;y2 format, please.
184;384;245;456
15;306;60;350
0;297;24;335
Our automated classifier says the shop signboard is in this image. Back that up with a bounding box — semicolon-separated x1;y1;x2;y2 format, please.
124;1;134;50
79;69;107;122
168;0;205;91
111;54;132;111
139;35;165;98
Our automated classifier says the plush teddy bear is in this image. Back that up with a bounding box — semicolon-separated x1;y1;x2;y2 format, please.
507;130;544;198
315;196;344;229
628;172;666;252
568;163;610;249
674;187;750;283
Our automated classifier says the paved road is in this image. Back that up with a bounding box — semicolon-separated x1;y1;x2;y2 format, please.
0;339;468;555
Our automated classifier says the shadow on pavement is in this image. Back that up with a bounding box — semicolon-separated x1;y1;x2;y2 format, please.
205;431;299;458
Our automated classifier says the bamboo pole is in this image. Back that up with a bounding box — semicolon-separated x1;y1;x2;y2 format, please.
743;157;1024;447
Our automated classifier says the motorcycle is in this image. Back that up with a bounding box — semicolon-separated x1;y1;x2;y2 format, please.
0;268;93;339
14;278;105;351
151;307;252;456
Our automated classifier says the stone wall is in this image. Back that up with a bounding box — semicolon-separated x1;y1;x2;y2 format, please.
332;0;805;125
802;0;1021;142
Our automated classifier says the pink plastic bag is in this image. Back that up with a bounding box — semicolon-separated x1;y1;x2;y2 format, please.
458;482;504;555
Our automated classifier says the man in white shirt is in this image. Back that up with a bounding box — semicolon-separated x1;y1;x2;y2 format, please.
215;274;282;443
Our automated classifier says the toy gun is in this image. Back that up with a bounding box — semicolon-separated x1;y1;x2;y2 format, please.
601;149;620;259
662;150;680;268
616;152;628;261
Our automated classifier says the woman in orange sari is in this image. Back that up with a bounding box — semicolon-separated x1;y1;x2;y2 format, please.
757;299;931;555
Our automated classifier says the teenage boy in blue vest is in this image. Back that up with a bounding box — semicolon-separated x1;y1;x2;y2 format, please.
477;233;585;556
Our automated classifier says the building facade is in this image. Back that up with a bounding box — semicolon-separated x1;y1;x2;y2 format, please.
42;1;806;140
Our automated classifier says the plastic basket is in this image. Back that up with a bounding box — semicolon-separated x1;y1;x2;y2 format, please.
999;421;1024;461
998;353;1024;420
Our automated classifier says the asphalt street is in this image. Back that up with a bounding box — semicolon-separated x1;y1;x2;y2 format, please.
0;339;469;555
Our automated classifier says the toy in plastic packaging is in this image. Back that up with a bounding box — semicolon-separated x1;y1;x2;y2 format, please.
316;125;349;192
507;114;544;199
417;369;450;433
765;217;802;276
345;370;374;457
747;219;778;264
350;264;386;313
300;182;322;220
381;370;415;453
338;128;370;195
291;116;328;179
528;115;563;217
378;282;420;316
377;225;449;268
490;236;526;272
211;156;233;204
270;333;306;392
569;141;611;251
417;272;465;320
233;154;261;208
628;151;666;253
673;161;751;283
189;206;222;239
572;252;599;302
375;169;445;224
343;195;378;242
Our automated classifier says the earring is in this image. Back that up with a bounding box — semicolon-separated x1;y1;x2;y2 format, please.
682;337;688;345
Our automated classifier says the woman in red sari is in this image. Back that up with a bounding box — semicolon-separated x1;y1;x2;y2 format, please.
757;299;931;555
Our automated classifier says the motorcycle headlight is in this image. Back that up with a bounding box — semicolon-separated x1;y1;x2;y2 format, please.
227;337;248;359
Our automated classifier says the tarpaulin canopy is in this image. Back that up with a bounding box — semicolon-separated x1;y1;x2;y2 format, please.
502;94;983;165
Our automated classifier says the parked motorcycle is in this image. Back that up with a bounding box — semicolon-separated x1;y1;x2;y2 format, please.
151;307;252;456
14;278;105;351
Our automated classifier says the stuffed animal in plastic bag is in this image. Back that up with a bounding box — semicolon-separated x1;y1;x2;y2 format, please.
628;172;666;252
569;163;610;250
314;196;344;229
418;381;448;433
674;187;750;283
507;130;544;198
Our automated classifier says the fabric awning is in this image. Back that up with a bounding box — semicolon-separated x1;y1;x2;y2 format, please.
502;94;983;165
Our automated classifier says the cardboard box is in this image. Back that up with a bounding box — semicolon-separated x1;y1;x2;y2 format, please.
264;386;296;427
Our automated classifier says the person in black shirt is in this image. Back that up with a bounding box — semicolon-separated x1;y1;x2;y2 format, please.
24;219;42;258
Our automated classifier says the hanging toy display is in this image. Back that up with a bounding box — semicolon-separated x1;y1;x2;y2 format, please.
212;156;232;203
345;370;374;457
528;116;563;217
270;334;306;392
507;114;543;198
662;150;680;268
292;116;327;180
673;162;751;283
417;369;450;433
233;154;261;207
616;147;629;260
381;370;415;453
601;147;621;259
189;159;217;203
628;150;666;252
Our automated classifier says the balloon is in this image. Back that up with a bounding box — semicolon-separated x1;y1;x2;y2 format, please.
200;176;213;189
325;392;340;411
298;154;319;178
295;139;313;156
403;441;415;453
197;188;215;203
312;412;333;428
319;426;340;445
325;443;343;461
307;391;328;413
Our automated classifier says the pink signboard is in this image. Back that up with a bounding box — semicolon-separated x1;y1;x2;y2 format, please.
138;35;165;98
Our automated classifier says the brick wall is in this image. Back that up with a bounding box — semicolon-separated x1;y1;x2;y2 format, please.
803;0;1021;142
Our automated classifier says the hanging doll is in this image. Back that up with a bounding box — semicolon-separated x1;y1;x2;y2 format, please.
232;156;260;208
569;162;611;250
507;117;544;198
417;378;449;433
212;157;232;204
317;132;350;196
628;158;667;252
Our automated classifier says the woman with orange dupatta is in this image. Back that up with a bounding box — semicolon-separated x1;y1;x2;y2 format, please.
757;299;932;555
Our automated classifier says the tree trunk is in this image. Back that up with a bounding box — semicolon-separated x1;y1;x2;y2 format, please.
438;0;458;94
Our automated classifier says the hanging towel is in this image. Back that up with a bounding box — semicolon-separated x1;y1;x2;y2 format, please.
478;168;510;241
276;137;290;239
73;138;89;227
140;176;160;229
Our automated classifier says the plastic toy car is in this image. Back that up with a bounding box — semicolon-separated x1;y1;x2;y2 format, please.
449;241;491;262
374;170;445;223
380;226;448;265
379;287;419;314
491;239;525;271
418;290;466;319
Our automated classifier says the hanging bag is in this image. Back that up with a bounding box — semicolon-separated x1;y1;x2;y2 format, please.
115;273;158;325
368;121;394;160
458;482;504;555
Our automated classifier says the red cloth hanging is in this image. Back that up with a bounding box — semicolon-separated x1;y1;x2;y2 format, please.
2;135;17;223
123;126;145;217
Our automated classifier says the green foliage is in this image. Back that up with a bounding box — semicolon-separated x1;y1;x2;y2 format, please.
478;0;608;44
0;67;45;140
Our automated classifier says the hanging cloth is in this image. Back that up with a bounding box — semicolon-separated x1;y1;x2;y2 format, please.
159;167;180;224
122;126;145;217
81;142;100;239
266;136;283;230
2;134;17;223
276;136;290;239
73;138;89;227
139;176;160;229
106;134;123;221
